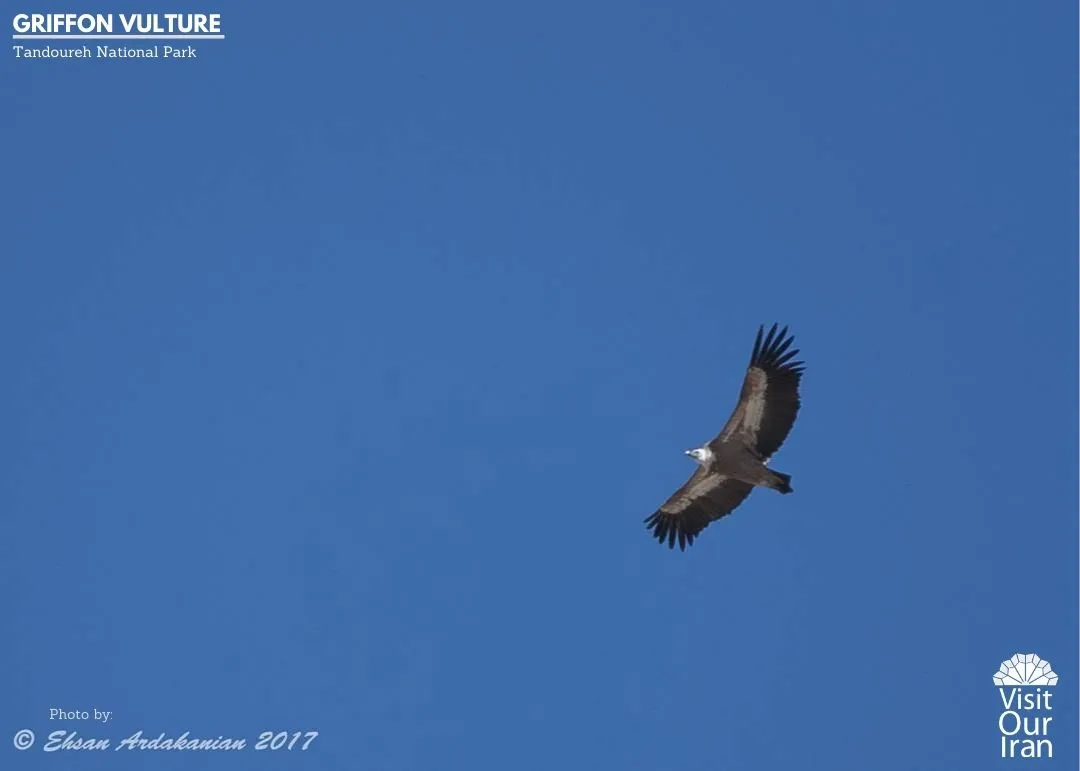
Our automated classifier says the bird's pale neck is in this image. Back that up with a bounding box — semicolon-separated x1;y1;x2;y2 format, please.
687;446;715;466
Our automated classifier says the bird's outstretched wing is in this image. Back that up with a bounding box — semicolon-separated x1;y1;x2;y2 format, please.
643;467;754;550
711;323;805;461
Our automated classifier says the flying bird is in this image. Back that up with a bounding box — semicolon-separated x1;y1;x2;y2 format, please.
644;324;805;550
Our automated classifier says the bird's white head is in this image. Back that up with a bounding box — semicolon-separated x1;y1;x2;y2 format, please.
685;447;713;466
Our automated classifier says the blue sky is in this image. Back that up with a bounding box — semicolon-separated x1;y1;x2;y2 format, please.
3;2;1076;769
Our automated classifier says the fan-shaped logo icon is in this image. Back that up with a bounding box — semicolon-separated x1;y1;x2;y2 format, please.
993;653;1058;687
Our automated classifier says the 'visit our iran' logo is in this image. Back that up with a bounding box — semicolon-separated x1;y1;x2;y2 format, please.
994;653;1058;759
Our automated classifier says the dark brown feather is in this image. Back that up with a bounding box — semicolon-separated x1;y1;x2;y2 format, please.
714;323;804;460
643;467;754;550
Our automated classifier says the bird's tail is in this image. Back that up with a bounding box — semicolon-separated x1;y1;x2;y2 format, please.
769;471;793;494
